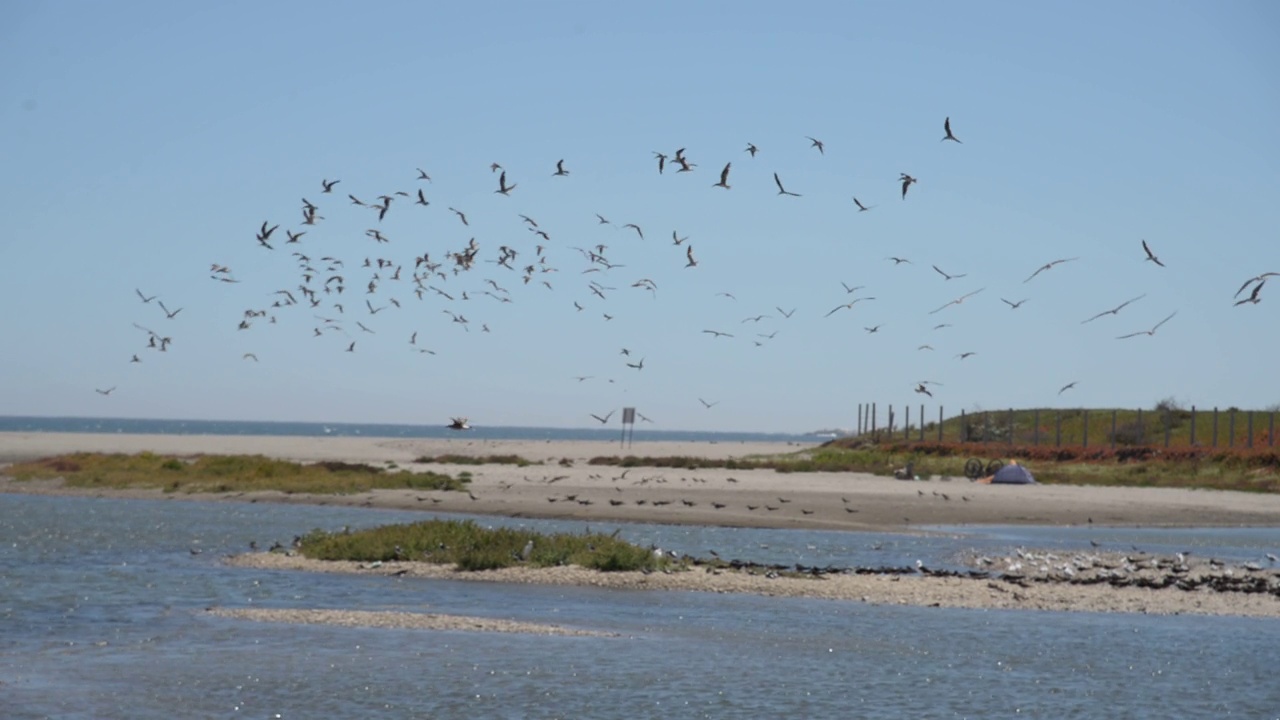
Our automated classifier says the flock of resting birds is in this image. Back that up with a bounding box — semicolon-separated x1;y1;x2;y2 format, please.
101;117;1274;426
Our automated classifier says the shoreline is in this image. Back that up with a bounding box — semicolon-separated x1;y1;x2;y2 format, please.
5;431;1280;530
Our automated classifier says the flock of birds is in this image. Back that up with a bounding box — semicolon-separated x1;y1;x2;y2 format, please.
100;118;1274;426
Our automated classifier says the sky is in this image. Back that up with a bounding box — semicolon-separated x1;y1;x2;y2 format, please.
1;1;1277;434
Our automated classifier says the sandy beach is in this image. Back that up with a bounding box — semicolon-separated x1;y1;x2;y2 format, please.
4;431;1280;619
4;431;1280;530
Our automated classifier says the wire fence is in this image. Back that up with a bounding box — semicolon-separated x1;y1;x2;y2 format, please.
854;404;1278;449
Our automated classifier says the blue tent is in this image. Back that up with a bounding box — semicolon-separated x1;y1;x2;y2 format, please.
991;463;1037;484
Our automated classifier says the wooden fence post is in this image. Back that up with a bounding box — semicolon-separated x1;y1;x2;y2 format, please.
1083;409;1089;448
1190;406;1197;446
1033;409;1040;446
857;403;862;435
1136;408;1144;446
1110;410;1117;449
904;405;911;441
1164;408;1171;448
1229;409;1236;448
1007;408;1015;445
1212;407;1218;448
1247;412;1254;449
960;409;966;443
938;406;944;443
1055;411;1062;447
872;403;877;437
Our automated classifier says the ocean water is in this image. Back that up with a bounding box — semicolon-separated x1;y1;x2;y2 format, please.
0;415;821;445
2;494;1279;719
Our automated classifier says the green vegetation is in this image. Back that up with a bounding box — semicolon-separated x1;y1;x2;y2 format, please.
4;452;468;494
298;518;673;572
414;454;537;467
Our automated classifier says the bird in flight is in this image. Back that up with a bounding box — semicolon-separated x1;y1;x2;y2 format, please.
1141;240;1165;267
1234;281;1265;306
841;282;865;294
158;301;182;319
776;307;795;318
864;325;882;334
852;198;874;212
899;174;917;199
745;143;759;157
449;207;469;226
914;383;933;397
1024;257;1079;283
703;329;734;338
1234;272;1277;299
321;179;340;193
590;410;615;424
714;162;731;189
699;398;719;409
135;289;156;303
95;386;116;396
495;171;516;195
955;352;977;360
623;223;644;240
626;357;645;370
941;117;962;143
1081;294;1145;324
447;417;471;431
554;159;569;176
685;245;697;268
1002;298;1028;309
773;173;801;197
653;152;667;174
242;353;259;362
887;257;911;265
1117;311;1177;339
1058;381;1078;395
416;168;431;181
930;288;984;314
806;136;825;154
932;265;967;281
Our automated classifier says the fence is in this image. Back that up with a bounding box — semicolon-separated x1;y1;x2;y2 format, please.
852;404;1277;449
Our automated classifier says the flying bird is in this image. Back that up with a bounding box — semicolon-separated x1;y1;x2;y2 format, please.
1058;381;1078;395
495;171;516;195
852;198;874;212
553;159;569;176
321;179;340;192
158;301;182;319
745;143;759;157
1024;257;1079;283
773;173;801;197
805;136;825;154
135;289;156;303
590;410;616;424
929;288;984;314
1002;298;1028;309
1117;311;1178;339
447;417;471;430
623;223;644;239
685;245;697;267
1081;294;1146;324
914;383;933;397
714;162;731;189
416;168;432;181
242;353;259;362
1141;240;1165;267
95;386;116;396
1234;272;1278;299
699;398;719;409
1233;281;1265;306
932;265;967;281
899;174;917;199
941;117;962;143
449;207;469;226
887;257;911;265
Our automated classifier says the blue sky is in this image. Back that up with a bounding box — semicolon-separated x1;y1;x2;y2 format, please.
2;1;1277;433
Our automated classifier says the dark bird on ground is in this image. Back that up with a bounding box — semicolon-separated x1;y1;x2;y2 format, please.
899;173;917;199
590;410;615;424
806;136;825;154
95;386;116;395
1002;298;1028;309
932;265;967;281
554;159;569;176
136;289;156;303
942;117;962;143
714;162;731;189
1081;294;1146;324
773;173;801;197
1024;257;1079;283
1117;311;1177;339
1059;381;1078;395
853;197;874;212
1142;240;1165;267
321;179;339;192
745;143;758;156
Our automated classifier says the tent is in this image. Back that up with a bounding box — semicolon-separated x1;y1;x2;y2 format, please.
990;462;1037;485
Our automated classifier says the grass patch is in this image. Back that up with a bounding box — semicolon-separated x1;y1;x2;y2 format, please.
4;452;469;494
414;454;537;467
298;518;675;572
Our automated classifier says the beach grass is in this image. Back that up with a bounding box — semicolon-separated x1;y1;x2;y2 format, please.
3;452;468;494
414;453;538;467
298;518;672;572
587;443;1280;493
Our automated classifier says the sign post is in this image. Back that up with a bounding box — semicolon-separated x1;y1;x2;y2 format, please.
621;407;636;449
